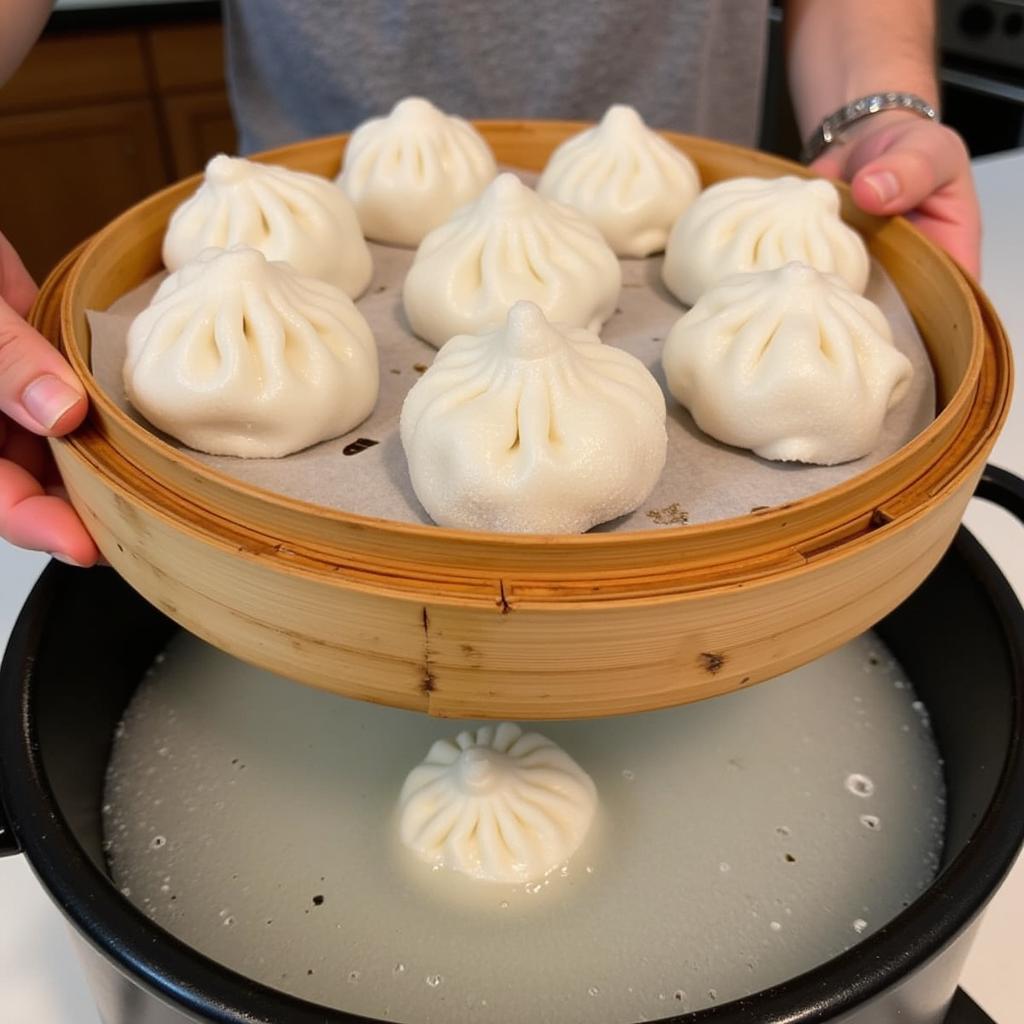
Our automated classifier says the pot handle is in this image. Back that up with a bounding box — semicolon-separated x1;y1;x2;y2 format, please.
975;464;1024;524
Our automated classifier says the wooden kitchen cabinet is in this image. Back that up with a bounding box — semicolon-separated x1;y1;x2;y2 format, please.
0;15;235;282
162;90;237;179
0;102;167;283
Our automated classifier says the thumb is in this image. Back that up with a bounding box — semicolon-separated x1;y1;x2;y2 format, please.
0;296;88;436
846;122;969;217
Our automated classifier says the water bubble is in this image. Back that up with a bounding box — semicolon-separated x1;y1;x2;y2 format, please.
149;835;167;850
860;814;882;831
775;825;791;837
499;901;509;910
120;886;131;897
893;679;905;689
853;918;868;934
223;915;235;927
102;803;112;815
621;769;635;781
158;746;169;757
526;882;543;894
393;963;406;975
588;986;600;997
708;988;718;1001
426;974;442;988
160;884;171;893
348;971;361;984
770;921;782;932
719;862;730;873
845;773;875;798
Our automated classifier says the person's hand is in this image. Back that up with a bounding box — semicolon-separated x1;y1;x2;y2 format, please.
0;230;99;565
811;111;980;277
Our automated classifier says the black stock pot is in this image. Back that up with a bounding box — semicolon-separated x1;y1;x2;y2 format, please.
2;467;1023;1024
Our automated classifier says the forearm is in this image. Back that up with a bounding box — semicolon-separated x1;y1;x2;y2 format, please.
0;0;54;85
784;0;938;137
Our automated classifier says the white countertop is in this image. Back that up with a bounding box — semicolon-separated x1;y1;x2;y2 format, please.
1;150;1022;1024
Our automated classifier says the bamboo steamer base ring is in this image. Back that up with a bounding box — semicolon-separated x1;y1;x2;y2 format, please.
31;124;1013;719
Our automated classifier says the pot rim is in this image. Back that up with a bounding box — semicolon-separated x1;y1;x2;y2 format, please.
2;528;1023;1024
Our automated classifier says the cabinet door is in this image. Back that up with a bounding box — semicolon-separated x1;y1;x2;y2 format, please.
0;101;168;282
163;90;238;179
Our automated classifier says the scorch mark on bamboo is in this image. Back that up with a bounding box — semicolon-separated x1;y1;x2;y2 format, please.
420;607;436;695
700;652;726;675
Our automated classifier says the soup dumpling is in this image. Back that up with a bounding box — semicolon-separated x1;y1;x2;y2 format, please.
163;155;373;299
403;173;621;349
400;300;666;532
337;96;497;247
537;104;700;257
399;722;598;884
662;175;870;306
661;262;912;465
125;247;379;459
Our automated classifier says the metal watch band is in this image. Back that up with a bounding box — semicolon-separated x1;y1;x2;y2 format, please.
800;92;938;164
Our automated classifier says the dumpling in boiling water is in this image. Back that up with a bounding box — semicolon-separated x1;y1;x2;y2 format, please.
400;301;666;533
403;173;622;349
125;247;379;459
662;175;870;306
337;96;497;247
537;104;700;257
399;722;597;884
661;262;912;465
163;155;373;299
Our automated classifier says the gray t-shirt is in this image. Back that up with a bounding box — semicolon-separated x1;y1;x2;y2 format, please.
224;0;769;154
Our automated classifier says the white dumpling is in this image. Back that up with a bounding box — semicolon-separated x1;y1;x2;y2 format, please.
403;173;622;349
163;155;373;299
337;96;497;247
662;175;870;306
537;104;700;257
125;247;379;459
400;301;666;532
399;722;597;884
661;262;913;465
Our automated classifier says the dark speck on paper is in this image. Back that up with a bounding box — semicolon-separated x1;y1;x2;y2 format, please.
413;363;428;374
343;437;380;456
646;502;689;526
312;894;324;906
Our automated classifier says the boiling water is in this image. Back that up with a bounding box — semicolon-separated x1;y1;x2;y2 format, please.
104;633;945;1023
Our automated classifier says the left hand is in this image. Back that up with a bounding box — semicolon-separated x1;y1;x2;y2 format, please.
811;111;980;277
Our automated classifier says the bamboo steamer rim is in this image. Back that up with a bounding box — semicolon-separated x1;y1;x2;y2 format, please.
53;122;997;577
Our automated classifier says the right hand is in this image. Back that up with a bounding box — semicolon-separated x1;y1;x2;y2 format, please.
0;230;100;565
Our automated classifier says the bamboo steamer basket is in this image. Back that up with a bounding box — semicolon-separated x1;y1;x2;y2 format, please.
31;122;1012;719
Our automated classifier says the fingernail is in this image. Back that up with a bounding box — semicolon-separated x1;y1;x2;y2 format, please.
21;375;83;430
49;552;88;568
862;171;900;205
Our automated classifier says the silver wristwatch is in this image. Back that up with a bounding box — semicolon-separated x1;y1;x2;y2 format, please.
800;92;938;164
